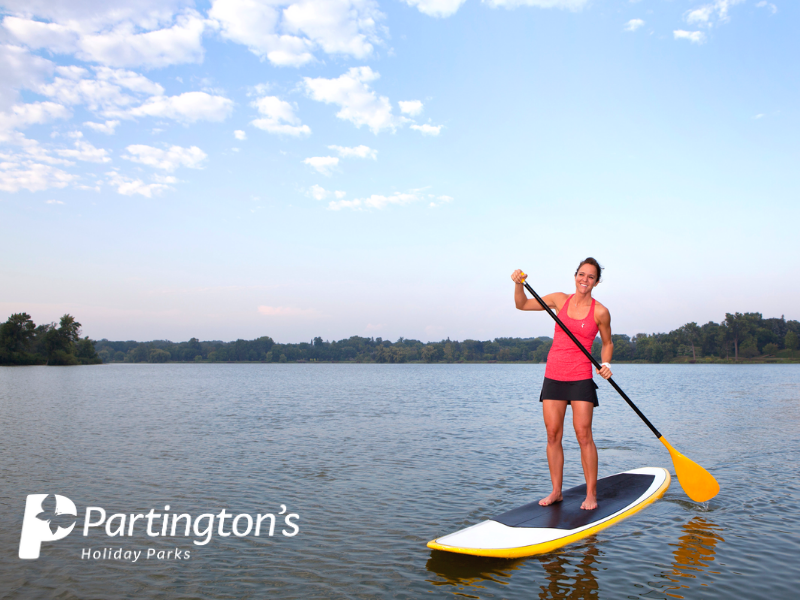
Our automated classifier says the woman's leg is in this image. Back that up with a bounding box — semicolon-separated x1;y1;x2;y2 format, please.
540;399;568;506
572;401;598;510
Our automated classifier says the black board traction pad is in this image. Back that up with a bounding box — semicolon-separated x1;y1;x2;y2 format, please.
427;467;671;558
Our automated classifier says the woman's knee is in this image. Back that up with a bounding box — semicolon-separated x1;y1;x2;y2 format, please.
574;427;594;447
545;427;563;444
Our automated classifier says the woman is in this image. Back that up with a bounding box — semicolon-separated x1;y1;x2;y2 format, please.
511;258;613;510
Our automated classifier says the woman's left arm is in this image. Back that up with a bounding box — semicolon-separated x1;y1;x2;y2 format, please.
596;305;613;379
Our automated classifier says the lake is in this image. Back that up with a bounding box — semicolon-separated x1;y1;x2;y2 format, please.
1;364;798;599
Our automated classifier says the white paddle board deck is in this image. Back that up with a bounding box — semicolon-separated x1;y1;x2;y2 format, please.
428;467;670;558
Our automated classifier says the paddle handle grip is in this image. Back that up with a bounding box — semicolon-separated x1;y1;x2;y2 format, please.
521;278;662;439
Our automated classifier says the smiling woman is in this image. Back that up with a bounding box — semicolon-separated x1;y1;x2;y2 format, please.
511;258;614;511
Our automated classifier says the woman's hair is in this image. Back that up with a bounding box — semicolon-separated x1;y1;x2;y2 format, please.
575;257;602;282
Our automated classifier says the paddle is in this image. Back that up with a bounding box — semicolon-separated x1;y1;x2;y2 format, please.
520;275;720;503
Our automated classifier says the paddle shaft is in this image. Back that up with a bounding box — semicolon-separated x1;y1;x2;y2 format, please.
522;280;662;439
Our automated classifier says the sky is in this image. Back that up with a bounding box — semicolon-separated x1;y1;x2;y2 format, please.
0;0;797;343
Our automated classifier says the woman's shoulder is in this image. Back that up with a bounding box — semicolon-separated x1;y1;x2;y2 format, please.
593;299;610;322
548;292;570;311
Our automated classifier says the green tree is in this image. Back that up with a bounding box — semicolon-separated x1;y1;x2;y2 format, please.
680;322;701;360
421;345;437;363
785;330;798;352
739;338;759;358
532;340;552;362
1;313;36;352
58;314;82;346
148;348;171;363
762;343;779;356
724;313;747;360
75;337;101;364
40;314;83;364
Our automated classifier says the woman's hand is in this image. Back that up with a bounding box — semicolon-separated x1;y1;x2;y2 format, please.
596;363;612;380
511;269;527;284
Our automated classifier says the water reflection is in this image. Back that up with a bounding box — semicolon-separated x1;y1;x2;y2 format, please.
425;517;724;600
425;540;602;600
535;541;600;600
426;550;523;596
659;517;724;599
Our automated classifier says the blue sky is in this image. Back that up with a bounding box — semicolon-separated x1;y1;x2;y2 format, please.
1;0;797;343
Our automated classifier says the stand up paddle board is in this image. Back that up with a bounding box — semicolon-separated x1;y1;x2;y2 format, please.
428;467;670;558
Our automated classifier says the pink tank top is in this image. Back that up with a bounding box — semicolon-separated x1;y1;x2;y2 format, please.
544;295;599;381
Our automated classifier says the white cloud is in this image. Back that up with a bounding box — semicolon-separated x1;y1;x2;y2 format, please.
45;199;65;204
126;92;233;123
482;0;589;10
210;0;383;67
304;156;339;175
326;198;362;210
234;129;247;140
685;0;744;26
398;100;424;116
327;188;453;210
0;44;55;110
0;0;194;31
93;67;164;96
84;120;120;134
429;194;453;207
0;102;71;139
0;158;76;192
328;191;421;210
756;1;778;14
35;66;229;124
0;104;72;155
303;67;400;134
258;305;319;316
282;0;382;58
307;184;345;200
122;144;207;171
56;137;112;163
673;30;707;44
76;12;207;68
624;19;645;32
328;144;377;159
754;113;765;119
37;66;161;113
411;123;442;136
2;17;80;54
106;170;173;197
3;10;207;69
250;95;311;136
401;0;467;18
685;5;714;24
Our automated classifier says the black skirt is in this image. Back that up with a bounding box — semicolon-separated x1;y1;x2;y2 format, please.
539;377;599;407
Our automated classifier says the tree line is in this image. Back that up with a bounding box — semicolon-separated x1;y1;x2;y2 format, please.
0;313;101;365
3;311;798;366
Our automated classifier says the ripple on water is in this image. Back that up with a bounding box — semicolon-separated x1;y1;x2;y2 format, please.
1;363;799;599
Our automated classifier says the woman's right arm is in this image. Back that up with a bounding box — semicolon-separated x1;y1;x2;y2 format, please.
511;270;565;311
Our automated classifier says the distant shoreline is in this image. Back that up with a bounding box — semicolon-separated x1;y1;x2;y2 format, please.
4;311;799;366
77;356;800;365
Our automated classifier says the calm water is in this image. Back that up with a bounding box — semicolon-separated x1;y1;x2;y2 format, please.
1;364;799;599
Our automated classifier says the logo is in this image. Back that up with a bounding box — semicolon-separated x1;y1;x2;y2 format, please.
19;493;300;561
19;494;78;559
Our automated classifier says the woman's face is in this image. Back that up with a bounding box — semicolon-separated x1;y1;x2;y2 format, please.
575;264;599;293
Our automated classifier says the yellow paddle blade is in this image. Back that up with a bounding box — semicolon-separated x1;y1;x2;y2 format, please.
659;436;720;502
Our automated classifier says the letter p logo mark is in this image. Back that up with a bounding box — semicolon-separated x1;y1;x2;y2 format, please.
19;494;77;559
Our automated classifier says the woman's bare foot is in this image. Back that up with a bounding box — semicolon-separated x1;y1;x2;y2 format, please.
539;491;563;506
580;495;597;510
